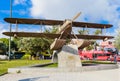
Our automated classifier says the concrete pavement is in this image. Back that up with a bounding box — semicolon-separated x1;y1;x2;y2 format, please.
0;68;120;81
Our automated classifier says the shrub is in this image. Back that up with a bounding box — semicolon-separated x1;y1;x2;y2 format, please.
21;53;30;60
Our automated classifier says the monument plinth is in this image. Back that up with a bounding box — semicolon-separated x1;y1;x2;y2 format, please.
58;44;82;69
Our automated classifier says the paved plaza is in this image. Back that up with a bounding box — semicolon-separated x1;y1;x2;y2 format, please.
0;68;120;81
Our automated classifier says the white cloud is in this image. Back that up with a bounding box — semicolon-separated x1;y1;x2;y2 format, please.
0;22;9;38
29;0;120;24
109;0;120;5
28;0;120;38
5;0;119;39
29;0;45;17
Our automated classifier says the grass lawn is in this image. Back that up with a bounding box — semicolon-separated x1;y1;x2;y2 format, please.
0;60;51;75
82;60;116;64
45;60;115;67
45;63;58;67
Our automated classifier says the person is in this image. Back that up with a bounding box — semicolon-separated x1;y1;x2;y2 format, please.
109;55;112;62
114;54;117;63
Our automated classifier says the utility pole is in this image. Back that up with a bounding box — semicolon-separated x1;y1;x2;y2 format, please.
8;0;12;61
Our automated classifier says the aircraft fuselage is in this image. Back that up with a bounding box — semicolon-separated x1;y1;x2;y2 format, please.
57;20;72;39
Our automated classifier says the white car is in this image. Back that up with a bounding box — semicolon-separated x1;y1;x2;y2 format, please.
0;55;8;60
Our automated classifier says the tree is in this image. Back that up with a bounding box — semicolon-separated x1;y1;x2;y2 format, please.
0;38;9;50
17;38;52;59
94;29;102;35
0;38;17;52
78;29;101;50
115;28;120;50
17;26;58;60
78;30;89;35
0;41;7;55
44;26;58;34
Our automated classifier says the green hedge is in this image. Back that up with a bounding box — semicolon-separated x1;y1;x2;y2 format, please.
21;53;30;60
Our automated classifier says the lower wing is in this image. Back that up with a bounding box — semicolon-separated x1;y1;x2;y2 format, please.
3;32;113;40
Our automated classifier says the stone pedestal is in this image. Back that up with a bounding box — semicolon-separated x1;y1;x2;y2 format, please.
58;44;82;69
51;50;58;63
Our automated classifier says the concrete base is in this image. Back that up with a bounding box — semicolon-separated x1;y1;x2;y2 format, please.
51;50;58;63
58;44;82;69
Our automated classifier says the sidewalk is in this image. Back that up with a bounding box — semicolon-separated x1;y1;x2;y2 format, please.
0;68;120;81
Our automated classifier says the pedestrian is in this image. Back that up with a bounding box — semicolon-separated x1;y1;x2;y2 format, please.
114;54;117;63
109;55;112;62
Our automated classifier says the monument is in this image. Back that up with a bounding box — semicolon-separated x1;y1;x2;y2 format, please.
3;12;114;71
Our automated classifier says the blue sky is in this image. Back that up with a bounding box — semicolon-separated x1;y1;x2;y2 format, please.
0;0;120;38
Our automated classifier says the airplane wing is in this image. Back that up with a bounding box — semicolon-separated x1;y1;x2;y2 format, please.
3;32;114;40
3;32;61;39
4;18;112;28
4;18;63;26
72;34;114;40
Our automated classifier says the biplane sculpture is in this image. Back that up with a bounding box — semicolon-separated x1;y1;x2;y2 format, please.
3;12;113;50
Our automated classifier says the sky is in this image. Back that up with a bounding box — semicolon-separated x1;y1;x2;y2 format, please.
0;0;120;38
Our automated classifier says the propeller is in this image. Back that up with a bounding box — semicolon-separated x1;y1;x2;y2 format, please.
71;12;82;41
72;12;81;21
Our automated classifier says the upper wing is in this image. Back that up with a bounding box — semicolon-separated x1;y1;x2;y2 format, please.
72;21;112;28
4;18;63;25
3;32;114;40
4;18;112;28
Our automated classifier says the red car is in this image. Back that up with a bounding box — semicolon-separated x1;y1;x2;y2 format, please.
79;50;112;60
79;40;120;61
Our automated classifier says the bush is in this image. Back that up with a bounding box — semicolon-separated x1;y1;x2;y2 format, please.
21;53;30;60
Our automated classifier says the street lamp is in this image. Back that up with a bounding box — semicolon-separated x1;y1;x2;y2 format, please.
8;0;12;60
